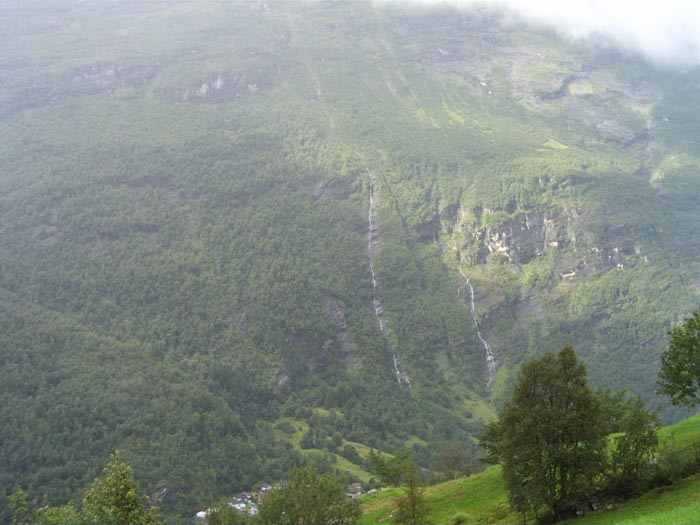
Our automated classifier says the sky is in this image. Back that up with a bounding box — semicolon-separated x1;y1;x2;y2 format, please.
376;0;700;67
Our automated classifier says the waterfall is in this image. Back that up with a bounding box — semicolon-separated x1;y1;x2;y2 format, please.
459;268;497;387
367;169;412;391
646;118;662;184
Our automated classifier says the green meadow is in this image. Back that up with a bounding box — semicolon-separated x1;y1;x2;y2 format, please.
361;415;700;525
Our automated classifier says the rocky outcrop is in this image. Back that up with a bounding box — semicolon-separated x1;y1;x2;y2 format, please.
450;203;640;275
322;295;353;359
454;206;565;265
60;62;159;94
3;62;159;117
166;59;283;104
417;211;441;242
426;19;661;151
311;177;355;201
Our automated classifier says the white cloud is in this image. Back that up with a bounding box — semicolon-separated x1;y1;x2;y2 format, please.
376;0;700;66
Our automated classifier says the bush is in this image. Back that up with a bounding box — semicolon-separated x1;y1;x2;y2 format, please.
275;421;295;435
651;447;698;487
341;444;363;465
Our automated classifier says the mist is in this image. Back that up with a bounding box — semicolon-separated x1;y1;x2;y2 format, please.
377;0;700;67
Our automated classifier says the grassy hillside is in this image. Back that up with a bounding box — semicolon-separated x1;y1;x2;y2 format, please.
2;0;700;521
360;414;700;524
562;475;700;525
360;466;517;525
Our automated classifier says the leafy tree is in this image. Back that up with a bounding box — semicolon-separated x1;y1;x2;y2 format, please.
31;503;83;525
205;501;252;525
658;310;700;406
300;429;316;449
482;345;606;520
341;444;363;465
368;448;413;487
257;467;360;525
393;461;429;525
598;387;632;434
8;487;28;525
610;397;659;496
80;452;159;525
30;452;159;525
431;441;474;481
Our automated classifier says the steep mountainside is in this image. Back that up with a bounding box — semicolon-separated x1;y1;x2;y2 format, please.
1;0;699;520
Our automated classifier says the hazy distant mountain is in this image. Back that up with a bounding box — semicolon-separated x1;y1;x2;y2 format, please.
1;0;699;520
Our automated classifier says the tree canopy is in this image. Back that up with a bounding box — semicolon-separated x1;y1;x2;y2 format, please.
610;397;659;496
18;452;159;525
482;345;606;520
658;310;700;406
393;461;428;525
257;468;360;525
79;452;159;525
368;448;414;487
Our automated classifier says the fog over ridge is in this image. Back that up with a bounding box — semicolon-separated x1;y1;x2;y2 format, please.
374;0;700;67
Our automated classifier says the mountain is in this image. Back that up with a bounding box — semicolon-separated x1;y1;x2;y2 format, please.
1;0;699;520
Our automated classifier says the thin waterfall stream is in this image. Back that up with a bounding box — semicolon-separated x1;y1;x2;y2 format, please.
367;169;412;390
459;268;497;387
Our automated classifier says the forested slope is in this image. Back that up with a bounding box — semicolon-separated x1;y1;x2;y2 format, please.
1;0;699;520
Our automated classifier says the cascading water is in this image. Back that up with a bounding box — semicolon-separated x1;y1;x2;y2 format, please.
367;169;412;390
646;118;661;184
459;268;497;387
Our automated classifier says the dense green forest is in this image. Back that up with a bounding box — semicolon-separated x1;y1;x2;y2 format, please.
1;0;700;521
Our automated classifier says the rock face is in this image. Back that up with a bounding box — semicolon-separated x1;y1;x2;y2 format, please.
166;59;284;104
61;63;159;94
448;202;638;275
2;62;160;117
470;209;550;264
311;177;355;201
322;295;354;359
428;23;661;153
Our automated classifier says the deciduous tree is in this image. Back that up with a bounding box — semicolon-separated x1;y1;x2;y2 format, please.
482;345;605;520
432;441;474;481
393;461;428;525
610;397;659;496
26;452;159;525
80;452;159;525
205;502;252;525
658;310;700;406
257;467;359;525
8;487;28;525
368;448;413;487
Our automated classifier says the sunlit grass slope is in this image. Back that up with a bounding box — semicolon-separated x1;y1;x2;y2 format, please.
361;414;700;525
360;466;519;525
563;475;700;525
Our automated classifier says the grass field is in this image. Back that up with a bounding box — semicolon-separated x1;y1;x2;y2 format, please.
564;475;700;525
360;414;700;525
360;466;522;525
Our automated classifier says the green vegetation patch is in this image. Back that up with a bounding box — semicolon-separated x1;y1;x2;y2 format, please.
360;466;519;525
543;138;569;150
563;475;700;525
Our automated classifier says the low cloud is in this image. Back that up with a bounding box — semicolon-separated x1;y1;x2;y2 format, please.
377;0;700;67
